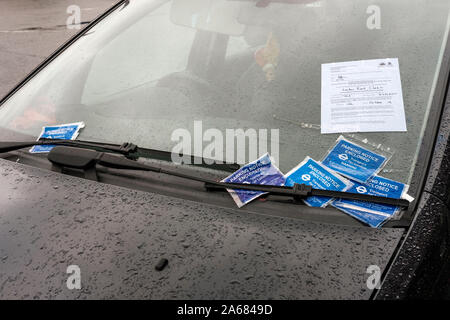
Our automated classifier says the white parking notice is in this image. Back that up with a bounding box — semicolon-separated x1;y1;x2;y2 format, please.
321;58;407;134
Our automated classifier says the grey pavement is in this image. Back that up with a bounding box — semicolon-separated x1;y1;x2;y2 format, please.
0;0;116;98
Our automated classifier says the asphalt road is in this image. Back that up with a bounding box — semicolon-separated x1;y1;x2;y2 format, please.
0;0;115;98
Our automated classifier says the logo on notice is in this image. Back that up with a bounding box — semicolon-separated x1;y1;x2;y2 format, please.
301;174;311;181
338;154;348;161
356;186;368;194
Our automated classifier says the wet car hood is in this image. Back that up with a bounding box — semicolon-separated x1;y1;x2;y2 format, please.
0;158;404;299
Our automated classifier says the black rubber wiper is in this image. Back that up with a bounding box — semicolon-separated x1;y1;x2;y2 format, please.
0;139;240;172
0;138;138;155
46;146;410;208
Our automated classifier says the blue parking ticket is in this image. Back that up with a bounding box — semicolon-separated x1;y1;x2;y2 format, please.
222;153;285;208
284;157;351;207
331;175;413;227
321;136;388;183
331;205;389;228
30;122;85;153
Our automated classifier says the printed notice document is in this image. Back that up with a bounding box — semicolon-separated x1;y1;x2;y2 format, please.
321;58;407;134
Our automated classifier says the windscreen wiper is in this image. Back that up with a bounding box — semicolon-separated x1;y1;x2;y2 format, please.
0;138;138;155
0;139;240;172
46;146;410;208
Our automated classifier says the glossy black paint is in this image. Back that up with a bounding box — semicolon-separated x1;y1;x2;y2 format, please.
376;75;450;300
0;159;404;299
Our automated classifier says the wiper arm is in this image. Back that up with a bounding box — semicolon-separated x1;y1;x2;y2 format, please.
0;139;240;172
46;146;410;208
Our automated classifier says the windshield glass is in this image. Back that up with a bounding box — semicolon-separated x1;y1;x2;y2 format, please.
0;0;449;187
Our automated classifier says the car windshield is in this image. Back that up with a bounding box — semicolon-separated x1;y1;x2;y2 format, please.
0;0;449;188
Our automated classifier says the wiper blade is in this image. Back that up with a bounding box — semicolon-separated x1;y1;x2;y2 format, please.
0;139;240;172
204;182;409;207
0;138;137;155
47;146;410;208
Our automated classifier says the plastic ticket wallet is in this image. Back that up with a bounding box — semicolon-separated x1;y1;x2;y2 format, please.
331;175;413;228
321;136;389;184
332;206;389;229
30;122;85;153
284;157;352;208
222;153;285;208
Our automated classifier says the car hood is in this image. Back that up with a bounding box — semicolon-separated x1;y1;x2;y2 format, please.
0;158;404;299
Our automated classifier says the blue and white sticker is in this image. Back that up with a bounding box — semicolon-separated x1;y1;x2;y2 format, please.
321;136;388;183
331;205;389;228
222;153;285;208
331;175;413;227
284;157;352;207
30;122;85;153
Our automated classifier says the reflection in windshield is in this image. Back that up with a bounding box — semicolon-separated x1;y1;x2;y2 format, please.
0;0;449;186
